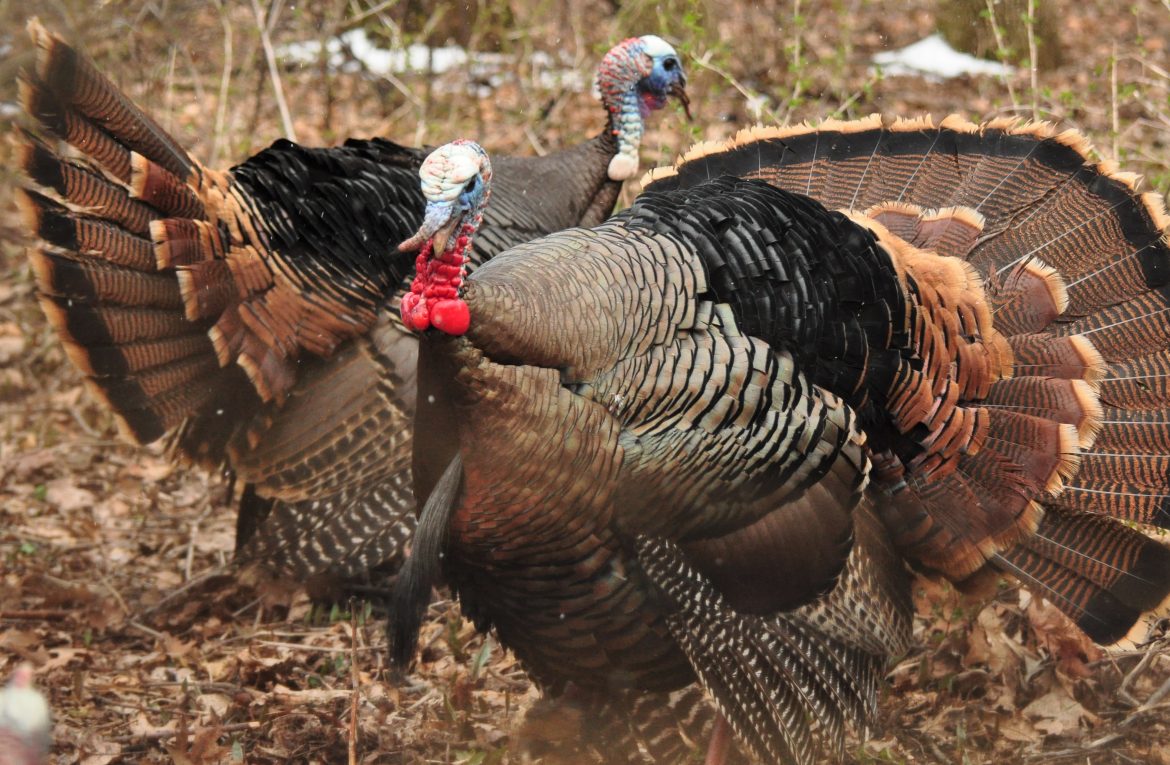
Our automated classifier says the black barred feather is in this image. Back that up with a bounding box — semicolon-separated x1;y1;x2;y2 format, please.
635;536;887;765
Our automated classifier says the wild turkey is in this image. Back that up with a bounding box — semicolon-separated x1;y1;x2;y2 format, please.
0;664;51;765
16;20;688;585
391;121;1170;764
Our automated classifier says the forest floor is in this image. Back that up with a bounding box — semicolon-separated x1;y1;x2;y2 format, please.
2;1;1170;763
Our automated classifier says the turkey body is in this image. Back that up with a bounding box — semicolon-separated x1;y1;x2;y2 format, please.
416;177;905;690
410;117;1170;762
17;22;682;585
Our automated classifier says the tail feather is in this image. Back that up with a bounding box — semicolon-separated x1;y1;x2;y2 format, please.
19;129;158;236
18;74;134;181
38;296;190;346
17;189;156;272
29;249;181;310
996;510;1170;646
983;378;1102;446
63;335;213;377
1098;350;1170;409
27;18;193;178
151;218;227;267
130;153;206;218
992;260;1069;336
1060;291;1170;361
176;261;236;321
1003;333;1105;384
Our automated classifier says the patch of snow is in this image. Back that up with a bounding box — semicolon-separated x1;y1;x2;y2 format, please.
871;34;1013;82
278;29;587;96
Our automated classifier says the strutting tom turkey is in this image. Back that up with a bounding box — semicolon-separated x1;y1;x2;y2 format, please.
16;20;688;586
392;119;1170;764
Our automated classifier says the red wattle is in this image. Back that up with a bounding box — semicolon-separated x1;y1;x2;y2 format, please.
430;298;470;335
400;292;429;331
403;222;477;335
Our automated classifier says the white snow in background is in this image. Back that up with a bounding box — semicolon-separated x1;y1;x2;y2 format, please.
871;34;1013;82
278;29;587;95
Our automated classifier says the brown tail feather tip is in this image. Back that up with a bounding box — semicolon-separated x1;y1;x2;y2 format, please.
1068;379;1104;447
26;18;55;65
1047;423;1083;495
14;188;47;238
24;248;63;300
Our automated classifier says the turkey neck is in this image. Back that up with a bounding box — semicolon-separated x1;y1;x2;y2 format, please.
479;129;621;259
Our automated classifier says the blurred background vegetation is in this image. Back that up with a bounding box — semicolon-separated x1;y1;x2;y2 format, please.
1;0;1168;191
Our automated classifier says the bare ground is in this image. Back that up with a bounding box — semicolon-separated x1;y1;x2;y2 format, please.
2;1;1170;763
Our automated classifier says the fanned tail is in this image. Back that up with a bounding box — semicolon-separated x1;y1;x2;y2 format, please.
648;114;1170;647
20;21;427;583
20;19;234;446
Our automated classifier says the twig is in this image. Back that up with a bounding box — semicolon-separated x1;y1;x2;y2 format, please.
164;45;178;138
0;608;74;620
230;596;263;619
336;0;400;36
689;50;781;125
96;569;131;617
110;721;260;744
209;0;235;168
1025;0;1038;121
348;604;360;765
128;620;167;641
255;640;380;653
1140;674;1170;711
249;0;297;141
1111;43;1120;160
184;519;198;582
523;124;547;157
984;0;1018;109
828;72;883;120
1118;640;1163;707
66;406;103;439
785;0;804;119
138;567;230;617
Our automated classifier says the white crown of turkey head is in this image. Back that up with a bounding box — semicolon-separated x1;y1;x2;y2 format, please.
595;35;689;181
397;140;492;336
0;664;51;765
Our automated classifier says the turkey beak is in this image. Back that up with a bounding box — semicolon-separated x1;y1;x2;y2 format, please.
670;78;691;121
398;200;459;254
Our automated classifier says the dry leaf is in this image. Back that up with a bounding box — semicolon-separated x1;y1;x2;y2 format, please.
45;480;96;512
1025;596;1103;678
1023;688;1093;736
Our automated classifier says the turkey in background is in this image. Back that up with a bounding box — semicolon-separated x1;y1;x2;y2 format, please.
16;19;688;593
388;119;1170;765
0;664;50;765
